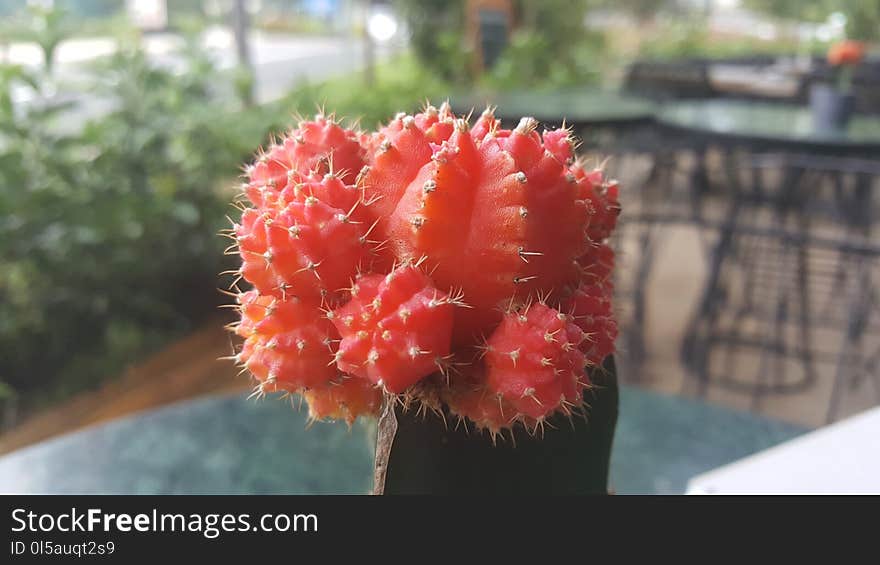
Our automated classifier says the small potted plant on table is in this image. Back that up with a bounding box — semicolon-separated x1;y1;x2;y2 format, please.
225;104;621;494
811;39;865;132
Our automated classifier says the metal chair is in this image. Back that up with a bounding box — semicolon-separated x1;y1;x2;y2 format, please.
680;152;880;421
623;59;715;101
602;124;714;380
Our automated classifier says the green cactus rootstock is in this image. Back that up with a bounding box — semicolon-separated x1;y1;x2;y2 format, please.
379;356;618;494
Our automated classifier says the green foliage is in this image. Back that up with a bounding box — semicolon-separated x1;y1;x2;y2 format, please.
394;0;469;84
636;20;823;60
484;0;604;88
599;0;678;22
0;39;273;411
514;0;594;47
743;0;834;23
745;0;880;41
487;29;604;89
0;381;14;400
636;21;716;60
843;1;880;41
165;0;210;27
396;0;602;88
277;53;450;129
19;4;73;74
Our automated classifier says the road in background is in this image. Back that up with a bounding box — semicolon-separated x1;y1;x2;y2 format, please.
4;27;392;126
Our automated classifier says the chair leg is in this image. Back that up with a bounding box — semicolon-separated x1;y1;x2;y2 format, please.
827;258;872;423
621;147;678;379
681;149;744;397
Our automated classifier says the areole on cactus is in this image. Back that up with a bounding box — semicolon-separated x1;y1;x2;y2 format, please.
224;103;620;466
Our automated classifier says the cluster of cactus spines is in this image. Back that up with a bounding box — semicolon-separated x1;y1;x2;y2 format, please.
235;196;373;305
234;289;339;391
484;303;587;422
224;104;620;437
247;113;367;191
302;376;382;427
329;262;458;393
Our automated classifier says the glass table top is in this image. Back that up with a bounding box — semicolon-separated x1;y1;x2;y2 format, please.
659;99;880;147
0;386;806;495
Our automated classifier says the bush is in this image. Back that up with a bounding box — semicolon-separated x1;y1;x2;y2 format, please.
395;0;470;84
279;54;451;129
636;19;825;60
396;0;601;89
0;39;274;411
486;29;605;90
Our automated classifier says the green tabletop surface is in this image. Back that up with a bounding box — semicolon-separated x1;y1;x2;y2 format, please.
0;387;806;494
659;99;880;148
450;88;656;126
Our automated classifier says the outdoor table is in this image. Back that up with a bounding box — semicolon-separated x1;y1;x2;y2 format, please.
0;387;805;495
646;100;880;415
450;88;657;154
657;99;880;157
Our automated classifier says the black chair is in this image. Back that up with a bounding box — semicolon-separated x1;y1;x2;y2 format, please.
607;120;715;379
623;59;715;101
680;152;880;421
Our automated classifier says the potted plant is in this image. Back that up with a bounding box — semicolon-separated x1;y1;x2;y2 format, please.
810;40;865;132
225;104;621;494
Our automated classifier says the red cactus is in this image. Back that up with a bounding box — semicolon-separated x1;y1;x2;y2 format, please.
247;115;366;192
361;111;589;342
236;196;372;305
235;290;339;393
483;303;587;421
577;242;615;285
564;282;617;365
302;376;382;427
329;263;457;393
445;381;513;440
572;166;620;243
227;103;621;433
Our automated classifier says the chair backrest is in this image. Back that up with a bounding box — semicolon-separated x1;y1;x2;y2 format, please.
623;59;714;101
747;152;880;244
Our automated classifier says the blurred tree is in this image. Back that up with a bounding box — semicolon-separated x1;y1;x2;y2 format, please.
603;0;676;24
513;0;591;55
488;0;605;88
743;0;833;23
397;0;605;86
842;1;880;41
166;0;209;28
362;0;375;86
395;0;469;83
745;0;880;41
23;4;72;75
231;0;254;105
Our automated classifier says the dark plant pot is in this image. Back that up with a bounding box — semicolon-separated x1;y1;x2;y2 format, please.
810;83;854;133
373;356;618;495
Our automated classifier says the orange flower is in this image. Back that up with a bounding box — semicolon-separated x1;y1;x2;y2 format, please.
828;40;865;66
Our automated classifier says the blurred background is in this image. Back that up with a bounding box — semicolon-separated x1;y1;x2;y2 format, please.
1;0;879;464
